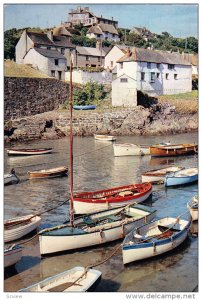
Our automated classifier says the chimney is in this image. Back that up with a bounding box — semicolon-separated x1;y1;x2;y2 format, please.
96;40;101;50
126;47;131;57
47;30;53;41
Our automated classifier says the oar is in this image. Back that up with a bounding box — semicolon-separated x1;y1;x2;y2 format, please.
47;281;82;292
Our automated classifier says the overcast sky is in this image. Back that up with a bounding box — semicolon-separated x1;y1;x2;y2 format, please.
4;3;198;38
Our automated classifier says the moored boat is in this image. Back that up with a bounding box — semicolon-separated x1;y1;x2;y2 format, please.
122;217;191;264
73;182;152;214
4;244;23;268
113;143;144;156
4;169;19;186
19;266;102;292
142;166;184;184
73;105;96;110
94;134;116;141
4;214;41;243
39;203;157;255
187;196;198;221
28;166;68;179
164;167;198;187
7;148;53;156
150;143;197;157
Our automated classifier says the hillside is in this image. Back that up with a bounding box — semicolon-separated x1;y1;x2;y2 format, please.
4;60;50;78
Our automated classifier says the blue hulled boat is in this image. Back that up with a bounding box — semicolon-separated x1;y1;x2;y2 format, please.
164;167;198;187
73;105;96;110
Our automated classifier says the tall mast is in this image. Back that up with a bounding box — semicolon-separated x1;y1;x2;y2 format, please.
69;53;74;227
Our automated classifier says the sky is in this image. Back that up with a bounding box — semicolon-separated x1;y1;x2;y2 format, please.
3;2;198;38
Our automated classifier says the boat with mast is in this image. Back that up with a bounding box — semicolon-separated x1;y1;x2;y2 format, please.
39;56;157;256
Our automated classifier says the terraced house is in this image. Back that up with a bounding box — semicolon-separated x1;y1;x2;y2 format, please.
112;48;192;107
15;29;76;80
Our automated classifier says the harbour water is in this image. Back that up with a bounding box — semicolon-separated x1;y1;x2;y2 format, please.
4;132;198;292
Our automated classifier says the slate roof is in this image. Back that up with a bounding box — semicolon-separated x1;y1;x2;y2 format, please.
117;48;191;66
53;35;75;48
76;46;107;57
87;23;119;35
27;31;55;46
53;26;72;37
34;48;66;59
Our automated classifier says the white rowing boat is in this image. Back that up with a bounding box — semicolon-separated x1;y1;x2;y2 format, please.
4;244;23;268
122;217;191;264
113;143;144;156
4;214;41;242
94;134;116;141
187;196;198;221
142;166;184;184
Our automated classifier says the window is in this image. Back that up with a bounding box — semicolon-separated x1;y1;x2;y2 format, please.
168;64;175;70
174;74;178;80
157;63;161;69
55;59;58;66
61;48;65;54
51;70;55;77
120;62;123;69
47;46;51;50
141;72;145;81
166;73;169;80
110;61;113;68
98;57;101;62
150;72;155;82
86;55;89;61
147;62;151;69
156;72;160;79
120;78;128;83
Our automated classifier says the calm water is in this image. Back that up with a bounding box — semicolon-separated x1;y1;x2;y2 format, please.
4;133;198;292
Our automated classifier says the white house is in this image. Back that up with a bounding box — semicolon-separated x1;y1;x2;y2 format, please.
86;23;120;42
112;47;192;106
23;48;67;80
112;74;137;107
104;45;128;70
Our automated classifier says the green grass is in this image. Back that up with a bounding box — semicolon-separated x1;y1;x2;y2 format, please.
158;91;198;114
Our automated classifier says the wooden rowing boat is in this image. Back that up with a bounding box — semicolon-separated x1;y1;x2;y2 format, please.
141;166;184;184
39;203;157;255
73;182;152;214
19;266;102;292
150;143;197;157
122;217;191;264
4;244;23;268
28;166;68;179
164;167;198;187
94;134;116;141
7;148;53;156
187;196;198;221
4;214;41;243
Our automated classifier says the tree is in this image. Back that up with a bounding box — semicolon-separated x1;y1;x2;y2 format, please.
4;28;19;60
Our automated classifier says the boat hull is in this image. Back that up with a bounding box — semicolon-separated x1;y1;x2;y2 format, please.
19;267;102;292
4;215;41;243
150;144;197;157
4;245;22;268
73;105;96;110
7;148;52;156
4;174;19;185
94;135;116;141
187;197;198;221
122;218;190;264
73;183;152;214
164;168;198;187
113;144;144;156
142;166;183;184
39;205;156;255
28;167;68;179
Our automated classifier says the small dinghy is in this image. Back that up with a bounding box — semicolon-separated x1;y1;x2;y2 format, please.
187;196;198;221
4;214;41;243
73;105;96;110
122;217;191;264
4;244;23;268
142;166;184;184
164;167;198;187
150;143;197;157
113;143;144;156
73;182;152;215
19;266;102;292
28;166;68;179
4;169;19;186
94;134;116;141
7;148;53;156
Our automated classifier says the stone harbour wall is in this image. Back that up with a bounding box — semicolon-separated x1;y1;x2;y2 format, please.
4;77;69;120
4;105;198;144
